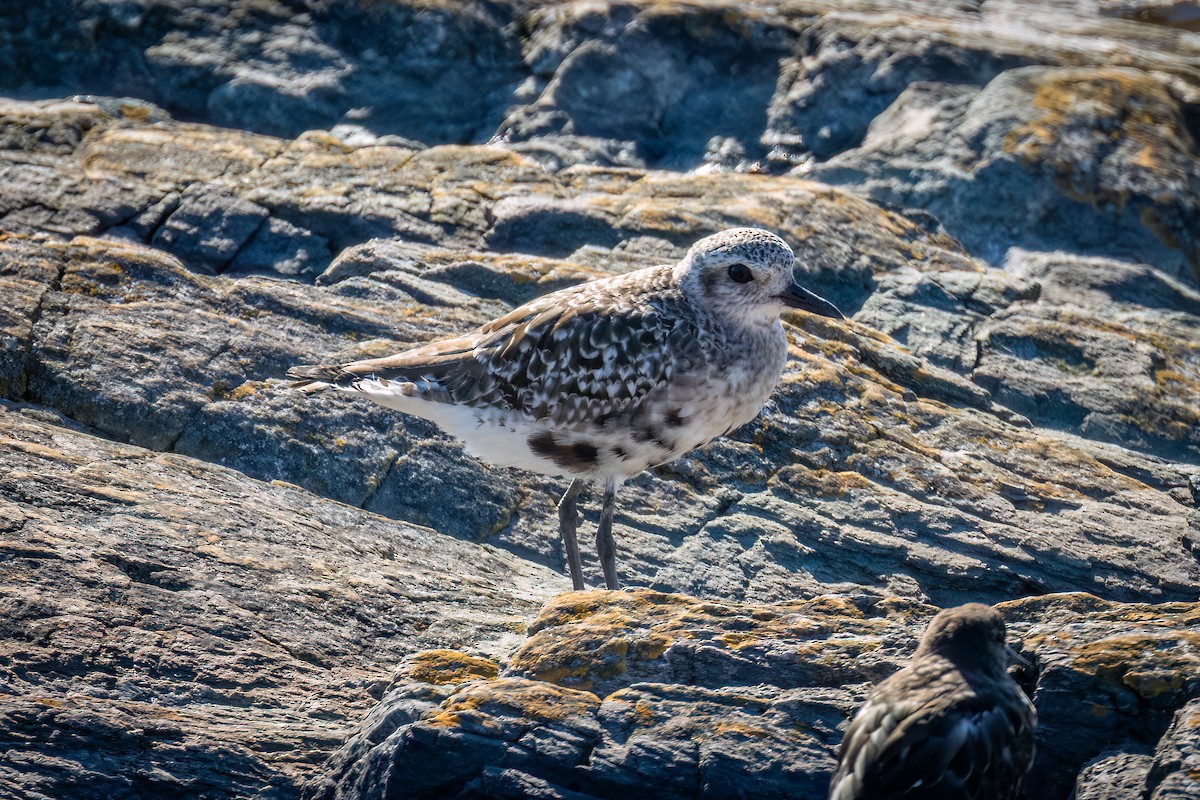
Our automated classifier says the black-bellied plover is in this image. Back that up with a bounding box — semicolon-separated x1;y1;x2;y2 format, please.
829;603;1037;800
288;227;843;589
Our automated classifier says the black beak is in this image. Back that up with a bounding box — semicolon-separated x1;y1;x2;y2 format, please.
1006;644;1031;669
777;282;844;320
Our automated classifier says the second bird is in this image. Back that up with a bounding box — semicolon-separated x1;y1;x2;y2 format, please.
288;227;843;589
829;603;1038;800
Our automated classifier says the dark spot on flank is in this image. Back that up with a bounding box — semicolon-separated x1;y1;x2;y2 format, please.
529;431;598;472
529;430;559;458
664;408;687;428
633;424;675;452
612;445;629;461
572;441;599;464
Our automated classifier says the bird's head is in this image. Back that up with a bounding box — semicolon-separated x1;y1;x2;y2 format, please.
917;603;1021;675
675;227;843;327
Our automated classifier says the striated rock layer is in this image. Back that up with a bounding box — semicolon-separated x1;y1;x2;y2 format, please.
1;0;1199;798
310;590;1200;800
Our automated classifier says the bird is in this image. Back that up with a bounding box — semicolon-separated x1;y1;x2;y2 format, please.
829;603;1037;800
287;227;843;590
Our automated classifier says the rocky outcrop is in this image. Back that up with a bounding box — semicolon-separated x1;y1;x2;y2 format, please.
309;590;1200;800
3;217;1197;608
0;404;559;798
2;0;1199;798
812;66;1200;281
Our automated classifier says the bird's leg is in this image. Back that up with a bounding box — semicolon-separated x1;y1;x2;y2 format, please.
557;479;586;591
596;481;619;590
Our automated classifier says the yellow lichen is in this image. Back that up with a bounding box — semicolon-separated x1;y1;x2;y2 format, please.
427;678;599;728
407;650;500;686
1001;69;1196;258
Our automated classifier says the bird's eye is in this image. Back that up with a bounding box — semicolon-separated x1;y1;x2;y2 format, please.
727;264;754;283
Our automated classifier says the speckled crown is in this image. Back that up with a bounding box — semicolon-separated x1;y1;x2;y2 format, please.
688;228;793;264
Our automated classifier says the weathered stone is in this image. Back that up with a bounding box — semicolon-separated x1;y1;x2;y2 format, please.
1;0;525;143
2;213;1197;611
2;3;1200;797
1101;0;1200;30
313;590;1200;800
486;196;624;257
0;98;108;154
506;135;645;172
501;2;796;168
1147;698;1200;799
151;183;269;273
0;403;560;799
1006;593;1200;799
971;251;1200;463
0;234;61;398
766;19;1034;161
1074;751;1154;800
227;217;331;279
813;66;1200;282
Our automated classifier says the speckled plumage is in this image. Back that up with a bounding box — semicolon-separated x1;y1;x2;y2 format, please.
289;227;843;588
829;604;1037;800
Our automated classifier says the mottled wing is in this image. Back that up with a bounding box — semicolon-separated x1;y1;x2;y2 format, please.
289;271;705;427
831;669;1036;800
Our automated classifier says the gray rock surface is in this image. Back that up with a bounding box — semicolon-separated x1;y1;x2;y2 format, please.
496;3;796;168
0;403;559;799
309;591;1200;800
1148;698;1200;799
2;1;1200;798
3;217;1196;609
1075;751;1155;800
812;66;1200;281
3;0;524;143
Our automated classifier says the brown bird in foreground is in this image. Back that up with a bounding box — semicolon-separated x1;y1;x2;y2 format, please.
829;603;1037;800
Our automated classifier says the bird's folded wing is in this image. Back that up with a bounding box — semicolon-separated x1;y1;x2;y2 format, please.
288;292;705;427
835;690;1035;800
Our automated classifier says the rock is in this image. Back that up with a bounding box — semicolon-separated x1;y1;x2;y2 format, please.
311;590;1200;800
151;183;270;274
228;217;331;280
764;2;1200;166
505;135;645;173
1006;593;1200;799
1147;698;1200;799
0;98;108;154
766;18;1034;161
0;137;1197;607
0;401;561;799
1101;0;1200;30
500;2;796;168
1074;751;1155;800
2;0;525;143
0;234;60;398
971;250;1200;463
5;0;1198;185
2;3;1200;797
485;196;625;257
5;219;1197;610
812;66;1200;282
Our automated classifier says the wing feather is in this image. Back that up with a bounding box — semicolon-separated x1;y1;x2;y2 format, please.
287;267;705;428
831;666;1036;800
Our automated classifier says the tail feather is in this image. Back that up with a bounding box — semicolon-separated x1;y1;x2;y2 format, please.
287;363;353;391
